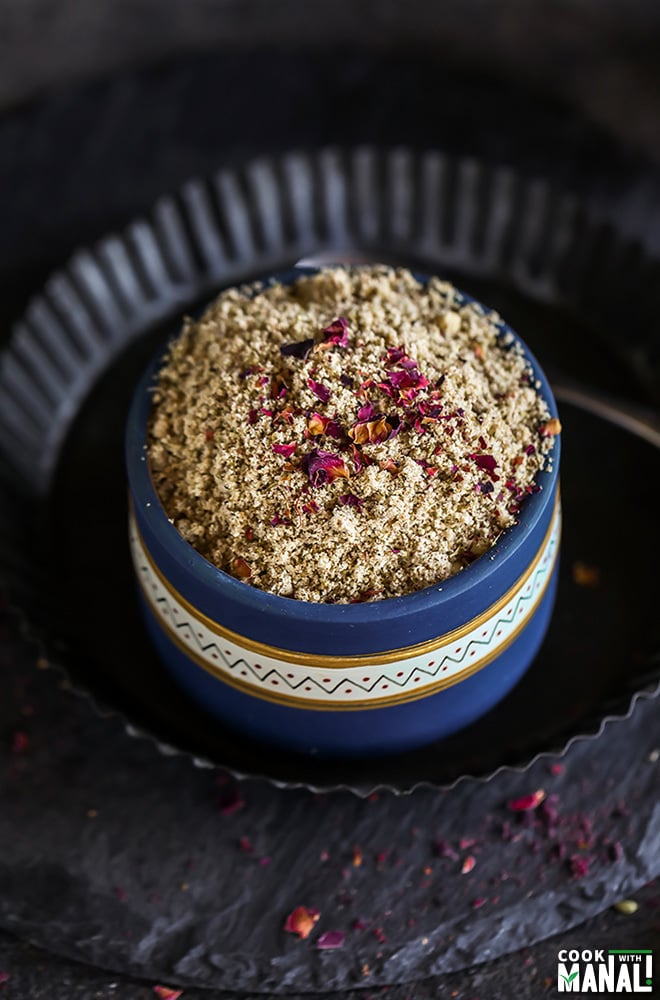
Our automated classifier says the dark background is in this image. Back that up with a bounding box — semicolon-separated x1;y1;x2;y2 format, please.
1;3;660;998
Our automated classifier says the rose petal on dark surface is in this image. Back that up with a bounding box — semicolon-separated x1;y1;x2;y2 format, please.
316;930;346;949
284;906;320;939
153;987;183;1000
508;790;546;811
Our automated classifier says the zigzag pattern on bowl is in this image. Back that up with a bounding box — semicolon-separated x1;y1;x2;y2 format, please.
129;504;560;709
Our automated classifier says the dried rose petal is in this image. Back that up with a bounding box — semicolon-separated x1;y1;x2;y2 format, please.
470;453;499;480
302;449;349;487
238;836;254;854
308;378;331;403
540;417;562;437
472;897;486;909
349;414;400;445
507;789;545;811
385;346;418;369
284;905;320;939
281;338;314;358
569;855;590;878
272;442;297;458
307;413;343;439
379;458;399;476
153;987;183;1000
11;731;29;753
322;317;349;347
549;763;564;776
0;973;8;986
339;493;363;510
307;413;328;436
357;402;377;422
352;846;363;867
388;368;429;391
232;557;252;579
461;855;476;874
316;930;346;950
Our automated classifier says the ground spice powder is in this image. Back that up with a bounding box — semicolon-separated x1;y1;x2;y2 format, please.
148;266;557;603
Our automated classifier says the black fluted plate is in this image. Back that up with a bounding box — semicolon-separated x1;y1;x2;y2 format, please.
1;149;660;799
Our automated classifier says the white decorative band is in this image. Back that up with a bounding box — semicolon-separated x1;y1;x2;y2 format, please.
130;503;560;710
130;505;561;710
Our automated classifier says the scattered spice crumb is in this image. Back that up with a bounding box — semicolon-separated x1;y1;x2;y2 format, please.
238;835;254;854
0;973;8;986
149;266;556;602
284;906;320;939
613;899;638;914
572;561;600;587
352;846;363;867
87;809;98;819
549;763;564;776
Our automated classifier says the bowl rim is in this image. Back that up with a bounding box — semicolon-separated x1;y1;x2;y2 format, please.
125;266;561;625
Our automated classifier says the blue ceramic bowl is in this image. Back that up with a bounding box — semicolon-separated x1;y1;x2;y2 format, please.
126;272;561;757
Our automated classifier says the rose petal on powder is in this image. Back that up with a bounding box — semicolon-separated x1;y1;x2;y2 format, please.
339;494;364;510
231;557;252;579
153;987;183;1000
308;378;331;403
322;317;349;346
272;443;297;458
302;449;349;487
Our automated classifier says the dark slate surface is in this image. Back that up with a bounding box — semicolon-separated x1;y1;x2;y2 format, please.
1;50;660;998
1;603;659;992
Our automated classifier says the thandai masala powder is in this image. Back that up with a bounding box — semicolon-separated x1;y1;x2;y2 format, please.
148;266;559;602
